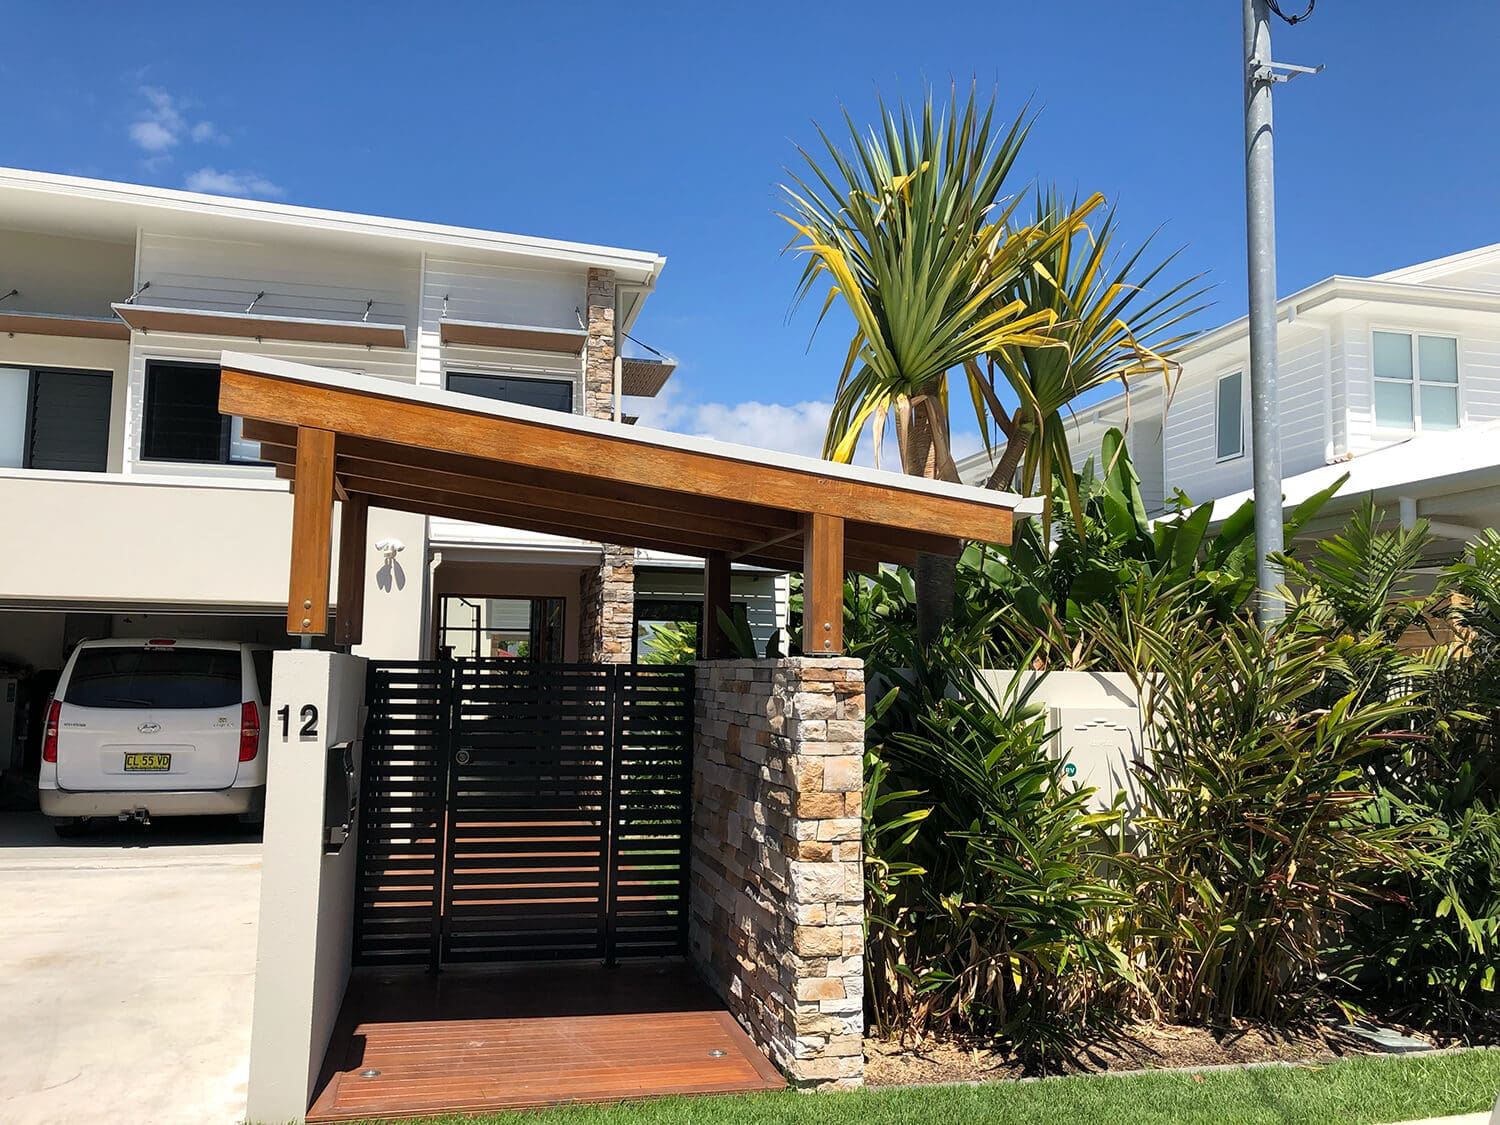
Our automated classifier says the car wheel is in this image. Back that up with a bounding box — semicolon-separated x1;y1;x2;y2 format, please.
51;817;89;838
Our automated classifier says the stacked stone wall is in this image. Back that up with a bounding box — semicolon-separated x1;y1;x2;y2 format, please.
578;267;634;659
690;657;865;1088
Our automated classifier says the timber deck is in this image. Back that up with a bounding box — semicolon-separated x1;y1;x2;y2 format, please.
305;962;784;1121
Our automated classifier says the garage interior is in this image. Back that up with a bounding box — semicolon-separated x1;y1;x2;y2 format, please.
0;605;303;812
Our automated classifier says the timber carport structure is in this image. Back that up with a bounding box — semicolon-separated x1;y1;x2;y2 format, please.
227;351;1031;1122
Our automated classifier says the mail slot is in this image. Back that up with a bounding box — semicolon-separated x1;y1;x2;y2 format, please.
323;741;357;854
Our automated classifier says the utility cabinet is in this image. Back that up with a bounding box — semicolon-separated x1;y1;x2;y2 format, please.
976;669;1152;816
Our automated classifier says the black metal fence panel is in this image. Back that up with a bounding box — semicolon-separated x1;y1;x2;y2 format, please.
353;659;693;969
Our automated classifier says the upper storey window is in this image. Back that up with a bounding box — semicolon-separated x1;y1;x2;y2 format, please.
1373;331;1459;432
445;370;574;413
141;361;263;464
1216;370;1244;461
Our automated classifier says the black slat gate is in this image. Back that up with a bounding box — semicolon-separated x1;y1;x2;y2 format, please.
354;660;693;969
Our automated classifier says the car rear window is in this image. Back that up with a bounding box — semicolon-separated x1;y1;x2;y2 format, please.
64;648;243;710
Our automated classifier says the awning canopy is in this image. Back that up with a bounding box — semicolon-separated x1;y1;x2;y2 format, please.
218;351;1031;653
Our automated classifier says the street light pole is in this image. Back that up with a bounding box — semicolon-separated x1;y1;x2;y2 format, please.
1243;0;1285;627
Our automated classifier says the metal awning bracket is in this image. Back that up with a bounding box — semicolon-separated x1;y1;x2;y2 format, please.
245;290;266;314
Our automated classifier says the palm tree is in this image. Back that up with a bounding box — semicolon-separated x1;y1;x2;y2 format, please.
973;187;1207;532
781;86;1096;644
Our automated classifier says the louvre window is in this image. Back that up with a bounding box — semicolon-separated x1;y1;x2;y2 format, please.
446;370;574;413
141;361;263;464
1373;331;1460;432
0;366;112;472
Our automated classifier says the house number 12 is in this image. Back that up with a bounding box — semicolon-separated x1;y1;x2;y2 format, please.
276;704;320;741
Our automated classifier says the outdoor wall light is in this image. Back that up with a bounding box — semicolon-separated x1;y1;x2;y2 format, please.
374;538;405;563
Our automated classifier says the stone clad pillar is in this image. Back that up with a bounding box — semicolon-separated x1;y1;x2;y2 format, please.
690;657;866;1089
580;267;634;663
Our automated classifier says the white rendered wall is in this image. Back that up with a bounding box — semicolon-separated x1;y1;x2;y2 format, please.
246;650;368;1124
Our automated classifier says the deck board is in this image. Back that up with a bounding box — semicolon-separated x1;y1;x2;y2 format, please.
306;963;784;1122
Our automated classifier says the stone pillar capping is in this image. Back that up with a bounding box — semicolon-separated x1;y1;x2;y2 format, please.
688;657;866;1090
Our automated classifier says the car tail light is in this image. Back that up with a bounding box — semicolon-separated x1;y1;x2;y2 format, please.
239;701;261;762
42;699;61;763
146;638;176;646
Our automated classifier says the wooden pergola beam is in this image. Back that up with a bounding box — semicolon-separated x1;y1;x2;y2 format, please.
272;446;931;569
259;444;796;551
334;494;368;648
802;513;845;656
333;472;776;560
223;370;1014;545
701;551;734;660
288;427;336;636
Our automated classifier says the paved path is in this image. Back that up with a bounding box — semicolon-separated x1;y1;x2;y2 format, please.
0;812;261;1125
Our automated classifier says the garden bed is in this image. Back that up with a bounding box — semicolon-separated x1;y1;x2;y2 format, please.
864;1020;1383;1085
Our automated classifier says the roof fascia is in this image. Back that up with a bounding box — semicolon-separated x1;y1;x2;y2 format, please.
0;167;666;284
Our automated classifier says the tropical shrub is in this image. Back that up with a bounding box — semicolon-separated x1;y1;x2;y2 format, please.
854;448;1500;1044
1330;526;1500;1035
1075;581;1436;1023
862;642;1130;1065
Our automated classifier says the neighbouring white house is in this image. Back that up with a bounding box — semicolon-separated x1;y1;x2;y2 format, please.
0;167;786;764
958;243;1500;549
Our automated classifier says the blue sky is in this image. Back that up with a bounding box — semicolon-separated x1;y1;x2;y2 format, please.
3;1;1497;460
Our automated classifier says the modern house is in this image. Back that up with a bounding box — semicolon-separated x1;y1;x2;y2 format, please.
0;168;786;716
958;243;1500;548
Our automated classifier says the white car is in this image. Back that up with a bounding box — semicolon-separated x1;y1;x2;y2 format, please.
38;639;271;835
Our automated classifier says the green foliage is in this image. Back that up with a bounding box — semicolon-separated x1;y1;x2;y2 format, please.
1078;585;1435;1023
638;620;698;665
862;641;1129;1064
854;440;1500;1044
1331;525;1500;1035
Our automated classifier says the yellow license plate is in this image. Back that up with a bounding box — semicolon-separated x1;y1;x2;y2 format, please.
124;752;172;772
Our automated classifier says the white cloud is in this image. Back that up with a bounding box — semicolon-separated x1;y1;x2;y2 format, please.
632;384;982;471
184;167;284;199
129;119;177;152
127;86;223;153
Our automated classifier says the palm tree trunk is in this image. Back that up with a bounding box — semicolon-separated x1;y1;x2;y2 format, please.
903;398;957;648
984;411;1032;491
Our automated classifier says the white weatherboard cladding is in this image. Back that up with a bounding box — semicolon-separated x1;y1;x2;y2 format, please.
136;231;418;327
1127;416;1166;515
416;256;588;391
1162;325;1327;505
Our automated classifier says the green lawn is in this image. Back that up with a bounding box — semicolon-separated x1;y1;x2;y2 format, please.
351;1048;1500;1125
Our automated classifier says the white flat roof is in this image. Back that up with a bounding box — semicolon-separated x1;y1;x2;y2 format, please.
1205;420;1500;516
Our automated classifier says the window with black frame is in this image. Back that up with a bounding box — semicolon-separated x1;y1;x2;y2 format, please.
140;361;263;464
445;370;574;413
0;365;112;472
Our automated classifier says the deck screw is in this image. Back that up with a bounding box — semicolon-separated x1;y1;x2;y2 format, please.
303;599;313;609
359;1069;382;1078
302;618;312;628
707;1050;727;1058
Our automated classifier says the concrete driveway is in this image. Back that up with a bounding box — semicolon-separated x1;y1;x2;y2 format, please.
0;812;260;1125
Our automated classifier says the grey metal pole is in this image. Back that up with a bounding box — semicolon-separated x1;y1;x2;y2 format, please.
1243;0;1286;626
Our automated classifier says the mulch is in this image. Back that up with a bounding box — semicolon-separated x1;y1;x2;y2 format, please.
864;1020;1382;1086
